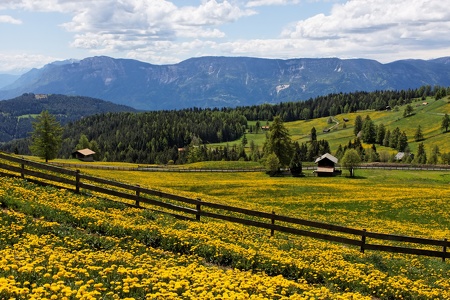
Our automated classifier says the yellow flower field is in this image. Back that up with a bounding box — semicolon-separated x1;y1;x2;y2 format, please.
1;174;450;299
81;168;450;238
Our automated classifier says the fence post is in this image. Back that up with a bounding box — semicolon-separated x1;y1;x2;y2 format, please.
271;210;276;237
135;185;141;207
20;157;25;179
75;170;80;194
360;229;367;253
196;198;201;221
443;238;447;262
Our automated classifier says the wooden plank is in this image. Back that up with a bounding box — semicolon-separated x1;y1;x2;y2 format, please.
22;178;72;191
0;162;22;174
79;173;135;190
365;231;450;247
200;200;273;219
23;160;77;176
0;153;76;176
201;200;363;236
0;171;20;178
79;174;199;206
0;152;25;164
22;169;76;186
273;214;363;236
79;183;197;215
273;223;362;246
139;187;199;205
365;243;450;259
200;211;361;247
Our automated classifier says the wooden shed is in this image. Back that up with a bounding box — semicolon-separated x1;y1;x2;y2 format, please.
314;153;340;177
72;148;96;162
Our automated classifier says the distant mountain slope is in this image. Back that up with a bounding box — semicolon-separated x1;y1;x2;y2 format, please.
0;74;20;89
1;56;450;110
0;93;137;142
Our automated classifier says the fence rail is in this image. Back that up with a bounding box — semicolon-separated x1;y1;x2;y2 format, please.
0;152;448;261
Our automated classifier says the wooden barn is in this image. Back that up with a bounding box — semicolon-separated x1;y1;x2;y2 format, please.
314;153;340;177
72;148;96;162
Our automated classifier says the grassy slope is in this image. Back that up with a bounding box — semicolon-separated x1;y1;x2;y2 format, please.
214;97;450;155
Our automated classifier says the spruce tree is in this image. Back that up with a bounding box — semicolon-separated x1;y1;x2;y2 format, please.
263;116;293;167
414;125;424;142
442;113;450;133
30;111;63;162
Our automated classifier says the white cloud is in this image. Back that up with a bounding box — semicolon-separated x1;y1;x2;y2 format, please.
278;0;450;61
246;0;300;7
0;0;83;13
1;0;450;71
0;15;22;24
59;0;254;54
0;53;60;73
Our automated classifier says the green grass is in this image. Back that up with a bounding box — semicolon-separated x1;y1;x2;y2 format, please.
210;96;450;156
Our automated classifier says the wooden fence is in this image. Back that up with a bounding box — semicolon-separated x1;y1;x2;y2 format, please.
0;152;448;262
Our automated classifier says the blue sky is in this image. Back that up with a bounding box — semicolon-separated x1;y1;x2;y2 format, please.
1;0;450;74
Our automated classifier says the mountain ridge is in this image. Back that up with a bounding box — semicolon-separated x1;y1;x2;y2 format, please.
1;56;450;110
0;93;137;143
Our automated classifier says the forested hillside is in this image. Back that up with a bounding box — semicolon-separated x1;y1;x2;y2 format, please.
60;110;247;163
0;93;136;142
1;85;448;164
232;85;449;121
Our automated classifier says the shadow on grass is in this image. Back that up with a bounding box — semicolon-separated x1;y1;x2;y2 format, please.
343;175;366;179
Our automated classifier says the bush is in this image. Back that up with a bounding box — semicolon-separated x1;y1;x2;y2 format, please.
264;153;280;177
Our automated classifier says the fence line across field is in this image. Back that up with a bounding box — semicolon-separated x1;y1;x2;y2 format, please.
0;152;448;262
49;162;450;172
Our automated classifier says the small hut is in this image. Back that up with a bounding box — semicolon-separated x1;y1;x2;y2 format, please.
395;152;414;162
72;148;96;162
314;153;340;177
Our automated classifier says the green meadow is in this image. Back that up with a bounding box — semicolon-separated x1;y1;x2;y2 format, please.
217;97;450;156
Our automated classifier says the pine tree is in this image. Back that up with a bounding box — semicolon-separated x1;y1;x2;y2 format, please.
30;111;63;162
310;127;317;141
376;123;386;145
361;116;376;143
414;125;424;142
442;113;450;133
415;142;427;164
403;104;414;117
289;142;303;177
397;131;408;151
263;116;293;167
354;115;363;136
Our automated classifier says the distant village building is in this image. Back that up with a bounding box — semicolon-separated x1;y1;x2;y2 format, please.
394;152;414;161
261;125;270;131
314;153;341;177
34;94;48;100
72;148;96;162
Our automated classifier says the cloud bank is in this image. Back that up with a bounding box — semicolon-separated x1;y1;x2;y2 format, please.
1;0;450;72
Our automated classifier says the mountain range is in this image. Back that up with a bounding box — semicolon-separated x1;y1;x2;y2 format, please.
1;56;450;111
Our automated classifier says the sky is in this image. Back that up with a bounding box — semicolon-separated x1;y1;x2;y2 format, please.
1;0;450;74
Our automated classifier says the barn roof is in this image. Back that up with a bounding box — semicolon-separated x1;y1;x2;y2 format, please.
315;153;338;164
73;148;96;156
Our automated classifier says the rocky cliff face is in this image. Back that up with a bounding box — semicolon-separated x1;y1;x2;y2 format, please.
1;55;450;110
